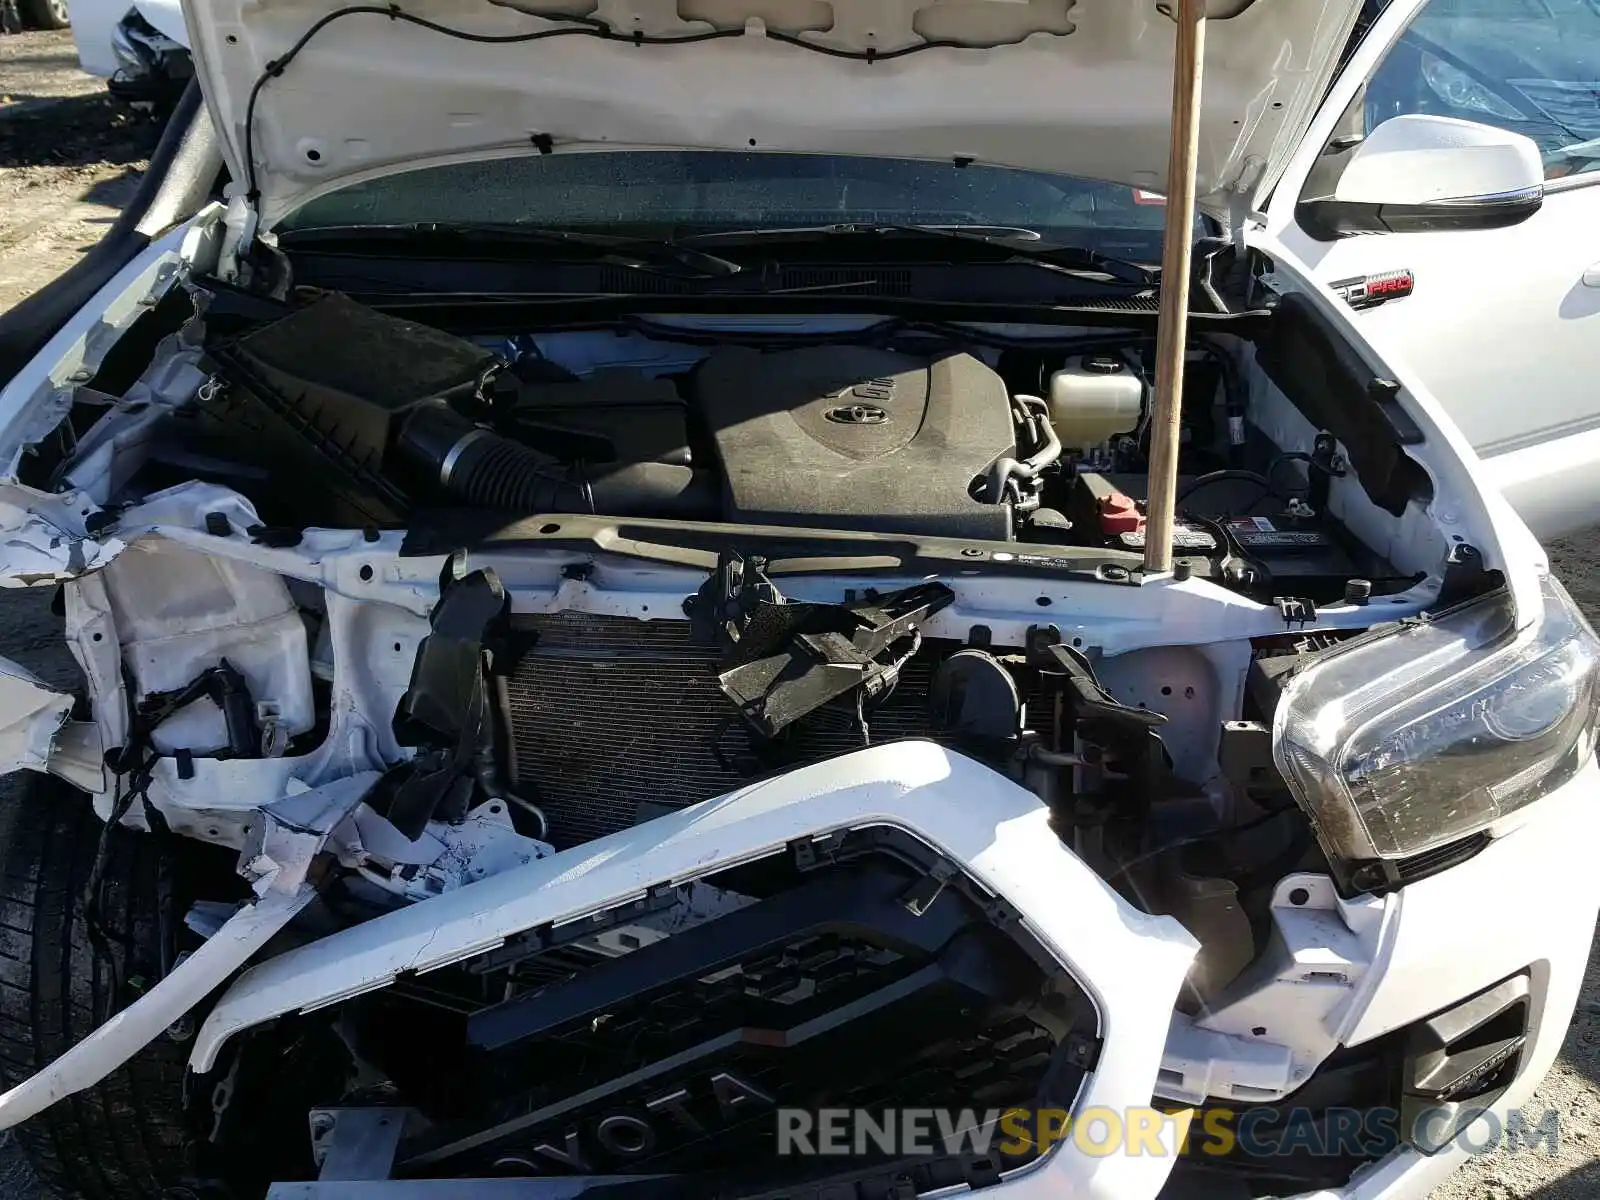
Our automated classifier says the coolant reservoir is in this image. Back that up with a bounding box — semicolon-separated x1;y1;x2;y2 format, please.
1048;356;1143;450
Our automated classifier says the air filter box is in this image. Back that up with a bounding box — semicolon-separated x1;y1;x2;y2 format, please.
192;294;496;527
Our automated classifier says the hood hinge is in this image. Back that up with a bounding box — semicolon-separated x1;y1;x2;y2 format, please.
216;188;259;284
1225;188;1257;252
1216;158;1265;250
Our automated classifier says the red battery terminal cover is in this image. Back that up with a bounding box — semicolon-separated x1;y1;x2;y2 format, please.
1098;489;1145;535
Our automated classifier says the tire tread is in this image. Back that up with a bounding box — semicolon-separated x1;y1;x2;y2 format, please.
0;780;191;1200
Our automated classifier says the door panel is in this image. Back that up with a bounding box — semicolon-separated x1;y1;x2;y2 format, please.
1268;0;1600;540
1278;184;1600;456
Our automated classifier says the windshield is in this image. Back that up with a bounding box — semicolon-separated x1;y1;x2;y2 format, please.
278;151;1183;259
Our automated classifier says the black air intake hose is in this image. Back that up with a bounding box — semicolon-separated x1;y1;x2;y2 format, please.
398;403;716;518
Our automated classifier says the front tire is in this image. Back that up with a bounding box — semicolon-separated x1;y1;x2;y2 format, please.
0;775;191;1200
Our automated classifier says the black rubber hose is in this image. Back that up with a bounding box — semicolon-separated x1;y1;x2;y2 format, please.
1175;468;1280;506
986;394;1062;502
398;403;716;517
446;430;593;511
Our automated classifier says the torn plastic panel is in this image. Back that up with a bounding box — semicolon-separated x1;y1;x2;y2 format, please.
239;772;379;895
0;885;314;1131
687;551;955;740
0;486;126;588
337;797;551;901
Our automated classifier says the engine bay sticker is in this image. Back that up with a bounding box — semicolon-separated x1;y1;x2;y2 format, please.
1117;525;1217;551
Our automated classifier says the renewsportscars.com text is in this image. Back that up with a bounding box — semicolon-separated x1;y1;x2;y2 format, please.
774;1105;1564;1160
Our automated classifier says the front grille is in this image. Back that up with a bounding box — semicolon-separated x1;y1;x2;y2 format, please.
500;612;949;847
393;849;1083;1183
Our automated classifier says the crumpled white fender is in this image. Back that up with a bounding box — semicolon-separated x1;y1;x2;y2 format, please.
0;656;101;791
0;658;73;774
0;488;124;589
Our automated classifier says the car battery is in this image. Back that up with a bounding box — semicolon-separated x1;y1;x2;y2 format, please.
1216;514;1359;587
1073;470;1367;592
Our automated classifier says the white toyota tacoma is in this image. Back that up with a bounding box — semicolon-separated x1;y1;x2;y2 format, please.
0;1;1595;1198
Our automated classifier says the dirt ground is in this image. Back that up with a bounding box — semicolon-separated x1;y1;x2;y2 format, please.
3;25;1600;1200
0;29;158;312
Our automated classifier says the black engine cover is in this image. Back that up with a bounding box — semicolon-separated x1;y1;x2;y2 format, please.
694;346;1016;539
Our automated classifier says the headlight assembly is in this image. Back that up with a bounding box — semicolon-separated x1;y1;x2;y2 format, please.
111;22;145;74
1275;578;1600;864
1421;53;1524;122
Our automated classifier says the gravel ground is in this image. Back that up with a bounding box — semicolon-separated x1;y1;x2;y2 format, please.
2;25;1600;1200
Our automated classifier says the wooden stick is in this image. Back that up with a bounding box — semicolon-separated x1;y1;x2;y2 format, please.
1143;0;1206;576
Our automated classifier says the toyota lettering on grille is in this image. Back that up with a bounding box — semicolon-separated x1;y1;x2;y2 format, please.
503;1071;776;1173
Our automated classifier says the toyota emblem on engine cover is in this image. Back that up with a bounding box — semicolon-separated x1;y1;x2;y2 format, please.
825;403;889;425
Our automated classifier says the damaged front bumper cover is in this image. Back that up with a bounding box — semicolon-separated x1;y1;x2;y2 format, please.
191;743;1198;1194
0;742;1202;1195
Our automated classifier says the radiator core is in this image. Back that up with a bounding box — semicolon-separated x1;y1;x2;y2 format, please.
498;611;947;847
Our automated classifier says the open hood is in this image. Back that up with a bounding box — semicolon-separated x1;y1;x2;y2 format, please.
188;0;1364;230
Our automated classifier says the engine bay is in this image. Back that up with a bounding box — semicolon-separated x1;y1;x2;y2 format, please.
0;0;1575;1179
112;291;1415;614
25;279;1479;965
0;259;1513;1198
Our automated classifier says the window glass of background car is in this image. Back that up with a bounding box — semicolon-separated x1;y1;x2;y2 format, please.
1356;0;1600;180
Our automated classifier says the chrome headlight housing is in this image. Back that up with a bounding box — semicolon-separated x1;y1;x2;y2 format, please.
111;21;145;74
1275;578;1600;863
1420;52;1524;122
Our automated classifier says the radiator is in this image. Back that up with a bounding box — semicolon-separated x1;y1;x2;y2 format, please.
498;611;947;847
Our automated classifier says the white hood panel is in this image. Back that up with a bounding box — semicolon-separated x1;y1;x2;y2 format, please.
186;0;1363;228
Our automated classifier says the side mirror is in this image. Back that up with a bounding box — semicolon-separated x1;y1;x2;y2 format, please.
1297;114;1544;240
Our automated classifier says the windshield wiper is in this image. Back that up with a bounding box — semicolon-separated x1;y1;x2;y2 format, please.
277;222;745;280
679;223;1157;287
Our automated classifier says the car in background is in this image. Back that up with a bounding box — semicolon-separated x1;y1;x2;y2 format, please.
66;0;190;113
0;0;69;31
